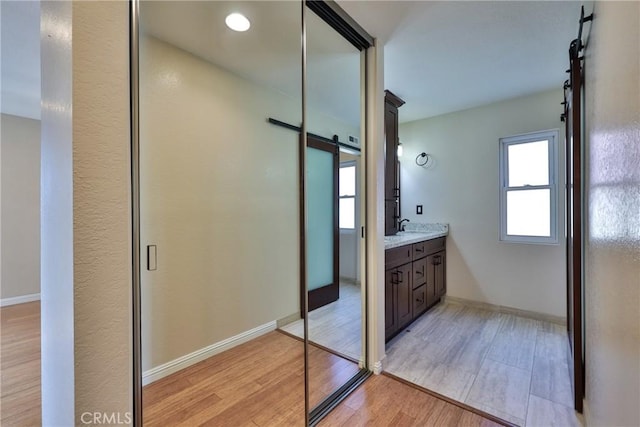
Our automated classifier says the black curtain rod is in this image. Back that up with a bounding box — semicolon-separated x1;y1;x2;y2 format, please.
268;118;361;152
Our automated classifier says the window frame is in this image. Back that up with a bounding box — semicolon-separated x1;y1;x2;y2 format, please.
339;161;357;231
499;129;559;244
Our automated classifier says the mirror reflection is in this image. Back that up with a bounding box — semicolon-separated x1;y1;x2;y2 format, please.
279;7;366;410
138;1;306;424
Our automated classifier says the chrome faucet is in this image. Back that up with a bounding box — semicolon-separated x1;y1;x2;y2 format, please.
398;218;410;231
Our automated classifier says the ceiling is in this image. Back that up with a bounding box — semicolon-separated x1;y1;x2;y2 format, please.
340;0;582;122
1;1;582;124
141;1;362;128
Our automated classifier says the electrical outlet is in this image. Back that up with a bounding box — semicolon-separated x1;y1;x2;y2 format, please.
416;205;423;215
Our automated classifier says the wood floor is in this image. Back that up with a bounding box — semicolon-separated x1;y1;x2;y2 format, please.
386;302;582;426
1;301;504;427
319;374;502;427
0;301;41;427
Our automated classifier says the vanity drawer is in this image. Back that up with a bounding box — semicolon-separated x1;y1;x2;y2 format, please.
385;245;412;270
412;237;445;260
412;257;427;287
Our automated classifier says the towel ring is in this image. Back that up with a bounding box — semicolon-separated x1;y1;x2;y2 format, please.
416;152;432;167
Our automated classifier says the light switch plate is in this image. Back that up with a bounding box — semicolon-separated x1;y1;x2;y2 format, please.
417;205;423;215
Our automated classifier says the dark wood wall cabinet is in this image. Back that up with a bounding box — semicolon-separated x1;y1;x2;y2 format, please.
384;90;405;236
385;237;446;342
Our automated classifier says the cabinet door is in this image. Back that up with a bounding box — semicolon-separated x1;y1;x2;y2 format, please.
384;200;398;236
385;269;397;340
434;251;446;297
426;254;437;306
413;285;427;318
396;263;413;328
413;257;427;287
384;102;399;201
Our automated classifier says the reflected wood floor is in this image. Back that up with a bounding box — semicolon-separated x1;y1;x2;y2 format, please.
0;301;41;427
143;331;362;425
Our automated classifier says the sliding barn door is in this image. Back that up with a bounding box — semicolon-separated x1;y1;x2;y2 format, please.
564;38;584;413
305;136;339;312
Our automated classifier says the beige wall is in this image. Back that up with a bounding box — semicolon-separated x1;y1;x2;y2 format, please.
1;113;40;301
583;1;640;425
41;1;132;424
140;36;359;372
140;35;299;371
399;89;566;318
72;2;132;422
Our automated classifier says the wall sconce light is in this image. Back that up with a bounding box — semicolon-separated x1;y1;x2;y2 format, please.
397;142;403;157
416;152;433;167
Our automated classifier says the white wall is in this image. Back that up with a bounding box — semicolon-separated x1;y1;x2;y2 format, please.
41;1;132;424
583;1;640;425
1;113;40;302
399;89;566;318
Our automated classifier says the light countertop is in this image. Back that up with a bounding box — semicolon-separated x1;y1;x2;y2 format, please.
384;223;449;250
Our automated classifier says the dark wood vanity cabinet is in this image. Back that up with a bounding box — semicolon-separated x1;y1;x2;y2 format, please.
384;90;405;236
385;237;446;341
433;251;446;297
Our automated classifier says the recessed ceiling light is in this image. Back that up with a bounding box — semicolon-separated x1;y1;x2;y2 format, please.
225;13;250;32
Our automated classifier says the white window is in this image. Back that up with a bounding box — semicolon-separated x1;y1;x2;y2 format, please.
339;163;356;229
499;130;559;244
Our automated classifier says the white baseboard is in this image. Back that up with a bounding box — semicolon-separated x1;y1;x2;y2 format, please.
0;293;40;307
444;295;567;325
142;320;277;386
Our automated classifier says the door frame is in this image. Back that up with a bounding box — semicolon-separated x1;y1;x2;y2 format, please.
564;37;585;413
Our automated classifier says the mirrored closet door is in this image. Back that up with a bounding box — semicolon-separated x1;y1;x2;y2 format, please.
137;1;305;424
133;1;373;424
305;3;369;413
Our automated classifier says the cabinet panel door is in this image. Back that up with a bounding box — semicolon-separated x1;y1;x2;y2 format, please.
413;285;427;318
384;200;398;236
413;257;427;287
385;269;397;340
396;263;413;328
426;254;437;306
434;251;446;297
384;102;398;201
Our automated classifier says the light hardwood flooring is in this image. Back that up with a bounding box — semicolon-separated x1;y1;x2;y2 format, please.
0;301;41;427
143;331;362;424
0;299;521;427
386;302;583;427
319;373;503;427
280;282;362;361
144;329;502;426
